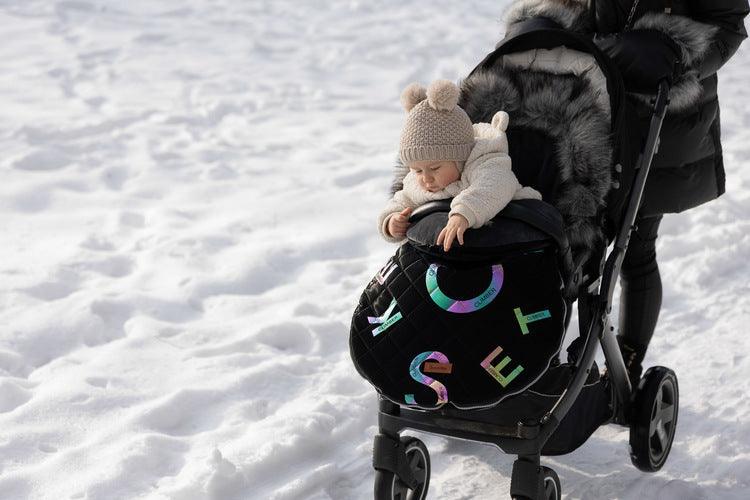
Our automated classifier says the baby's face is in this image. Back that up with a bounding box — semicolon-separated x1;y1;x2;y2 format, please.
408;160;460;192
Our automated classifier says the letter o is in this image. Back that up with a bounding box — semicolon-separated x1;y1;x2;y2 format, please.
425;263;503;314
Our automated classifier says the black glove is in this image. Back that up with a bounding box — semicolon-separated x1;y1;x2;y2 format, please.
594;29;683;93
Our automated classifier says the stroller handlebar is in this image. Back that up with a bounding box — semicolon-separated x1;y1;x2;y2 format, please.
408;200;451;224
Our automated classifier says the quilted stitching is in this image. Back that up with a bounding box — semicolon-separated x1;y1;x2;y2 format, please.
350;242;567;410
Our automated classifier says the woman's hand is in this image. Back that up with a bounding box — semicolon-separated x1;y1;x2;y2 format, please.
437;214;469;252
593;30;682;92
387;207;412;238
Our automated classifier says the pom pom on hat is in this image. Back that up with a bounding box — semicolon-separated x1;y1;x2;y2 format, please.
398;79;474;164
426;79;460;111
401;83;427;112
491;111;510;132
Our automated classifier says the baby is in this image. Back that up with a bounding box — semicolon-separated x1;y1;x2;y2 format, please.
378;79;541;251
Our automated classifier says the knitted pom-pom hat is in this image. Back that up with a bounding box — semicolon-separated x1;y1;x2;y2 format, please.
399;80;474;166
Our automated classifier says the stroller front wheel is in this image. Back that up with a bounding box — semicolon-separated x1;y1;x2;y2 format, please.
541;466;561;500
629;366;679;472
511;466;561;500
374;437;430;500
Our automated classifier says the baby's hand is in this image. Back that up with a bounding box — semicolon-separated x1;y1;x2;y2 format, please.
437;214;469;252
387;208;412;238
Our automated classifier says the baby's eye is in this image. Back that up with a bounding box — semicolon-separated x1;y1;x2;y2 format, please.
430;166;440;172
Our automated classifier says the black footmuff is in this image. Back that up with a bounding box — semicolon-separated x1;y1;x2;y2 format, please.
350;200;568;410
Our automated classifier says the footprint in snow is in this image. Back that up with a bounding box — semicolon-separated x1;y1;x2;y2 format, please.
12;147;72;171
255;322;315;353
80;255;135;278
19;280;77;301
85;376;109;388
89;298;135;337
138;388;222;436
38;443;58;453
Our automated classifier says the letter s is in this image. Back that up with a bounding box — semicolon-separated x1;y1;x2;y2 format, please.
405;351;450;405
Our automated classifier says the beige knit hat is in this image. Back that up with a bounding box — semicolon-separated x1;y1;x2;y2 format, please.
399;80;475;166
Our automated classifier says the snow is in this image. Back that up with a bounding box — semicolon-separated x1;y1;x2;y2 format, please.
0;0;748;499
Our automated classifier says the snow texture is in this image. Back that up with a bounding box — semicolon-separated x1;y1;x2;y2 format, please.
0;1;749;499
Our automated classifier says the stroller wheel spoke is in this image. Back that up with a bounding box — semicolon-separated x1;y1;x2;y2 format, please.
650;387;663;419
655;421;668;449
649;413;658;436
658;404;674;425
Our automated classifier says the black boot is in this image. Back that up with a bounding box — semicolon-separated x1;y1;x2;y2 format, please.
617;336;646;389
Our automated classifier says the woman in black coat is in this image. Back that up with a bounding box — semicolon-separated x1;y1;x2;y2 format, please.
506;0;749;383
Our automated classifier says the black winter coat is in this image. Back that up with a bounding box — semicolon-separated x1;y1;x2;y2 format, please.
592;0;749;215
507;0;748;215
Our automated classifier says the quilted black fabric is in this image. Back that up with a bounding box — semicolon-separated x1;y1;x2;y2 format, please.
350;240;567;410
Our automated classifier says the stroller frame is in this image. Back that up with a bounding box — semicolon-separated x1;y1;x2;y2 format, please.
372;82;672;499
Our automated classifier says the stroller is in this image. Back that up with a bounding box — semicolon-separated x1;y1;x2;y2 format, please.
350;17;679;500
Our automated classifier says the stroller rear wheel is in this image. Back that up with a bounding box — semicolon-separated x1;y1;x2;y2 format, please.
629;366;679;472
374;437;430;500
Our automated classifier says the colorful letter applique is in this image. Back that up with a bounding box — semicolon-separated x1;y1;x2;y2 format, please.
367;298;403;336
481;346;524;387
404;351;450;405
425;263;504;313
514;307;551;335
376;261;398;285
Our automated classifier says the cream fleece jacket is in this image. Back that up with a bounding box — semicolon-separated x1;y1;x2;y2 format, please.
378;112;541;243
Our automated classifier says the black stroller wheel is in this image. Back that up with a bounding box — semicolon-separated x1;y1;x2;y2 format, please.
511;466;561;500
374;437;430;500
541;467;561;500
629;366;679;472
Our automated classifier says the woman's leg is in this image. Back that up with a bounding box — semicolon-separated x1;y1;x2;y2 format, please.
618;215;663;383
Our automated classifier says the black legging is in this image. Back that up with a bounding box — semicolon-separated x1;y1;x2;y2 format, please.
618;215;663;351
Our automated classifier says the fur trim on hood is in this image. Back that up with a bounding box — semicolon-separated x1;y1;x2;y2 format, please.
630;12;719;113
504;0;590;32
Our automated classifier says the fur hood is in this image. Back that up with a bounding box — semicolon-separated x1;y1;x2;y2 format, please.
459;67;612;258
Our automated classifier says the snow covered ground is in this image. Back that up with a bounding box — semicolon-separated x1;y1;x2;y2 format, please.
0;1;748;498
